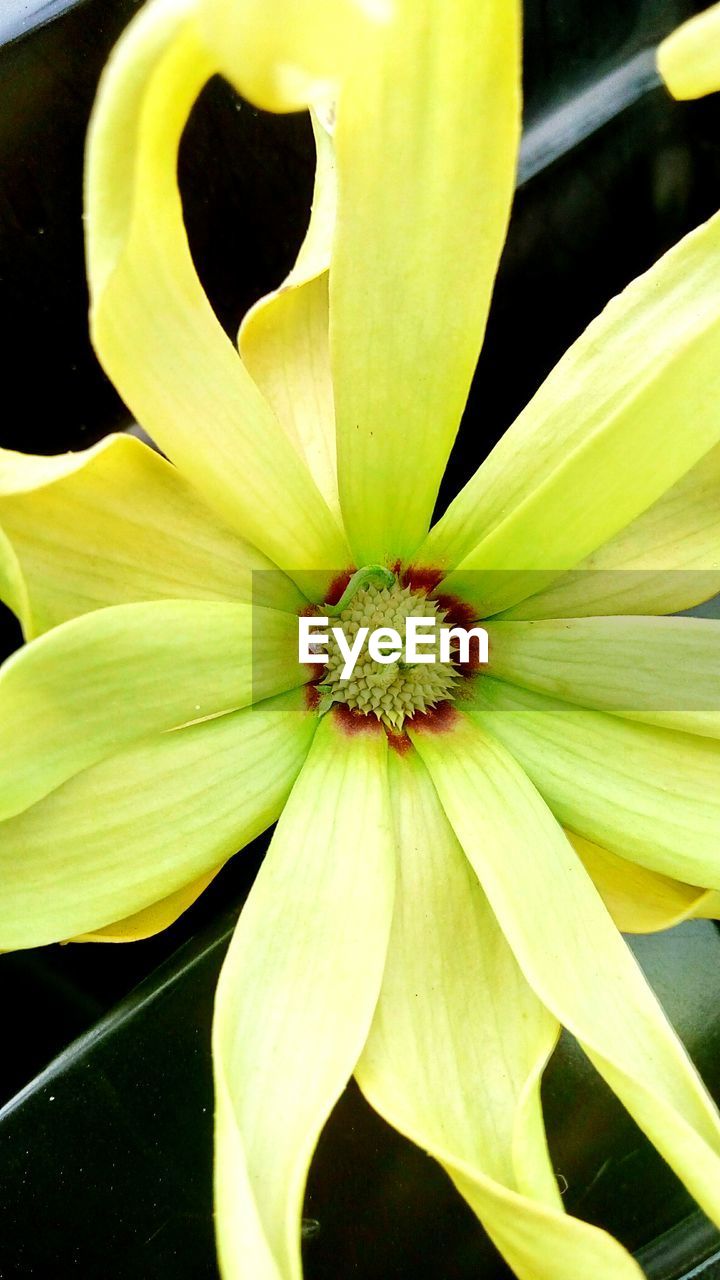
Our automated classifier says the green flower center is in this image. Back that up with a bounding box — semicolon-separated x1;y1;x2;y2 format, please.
317;578;459;731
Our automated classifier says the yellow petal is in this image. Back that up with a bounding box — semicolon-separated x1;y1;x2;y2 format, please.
0;598;304;820
357;747;642;1280
420;210;720;614
197;0;386;113
86;0;348;593
0;687;314;950
333;0;521;563
76;866;221;942
486;615;720;737
468;676;720;891
411;713;720;1233
658;3;720;99
0;522;27;625
240;113;339;517
568;831;720;935
213;715;394;1280
0;433;304;638
491;440;717;619
496;441;720;619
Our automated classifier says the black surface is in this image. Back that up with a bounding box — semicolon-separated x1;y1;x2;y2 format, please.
2;1;720;1277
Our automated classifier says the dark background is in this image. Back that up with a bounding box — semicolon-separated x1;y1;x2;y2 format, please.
1;1;720;1277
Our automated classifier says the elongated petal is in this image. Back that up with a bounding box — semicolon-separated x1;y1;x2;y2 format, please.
497;443;720;619
357;748;642;1280
239;114;339;517
0;599;303;820
198;0;385;113
486;616;720;737
568;832;720;935
658;3;720;99
86;0;348;592
75;867;221;943
411;713;720;1231
468;676;720;890
420;211;720;614
0;687;314;949
0;434;304;636
333;0;521;563
213;715;394;1280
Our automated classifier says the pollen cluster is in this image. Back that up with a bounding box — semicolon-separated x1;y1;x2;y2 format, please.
317;582;459;730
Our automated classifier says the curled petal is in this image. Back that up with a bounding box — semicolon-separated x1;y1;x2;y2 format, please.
86;0;348;594
197;0;386;113
240;113;339;517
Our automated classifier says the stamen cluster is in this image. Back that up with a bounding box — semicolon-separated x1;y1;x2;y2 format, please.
318;582;459;730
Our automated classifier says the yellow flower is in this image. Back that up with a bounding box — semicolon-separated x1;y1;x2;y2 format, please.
2;1;720;1278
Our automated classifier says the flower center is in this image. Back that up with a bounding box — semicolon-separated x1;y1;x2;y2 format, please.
316;577;459;731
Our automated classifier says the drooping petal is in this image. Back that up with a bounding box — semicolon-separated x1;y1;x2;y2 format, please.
213;715;394;1280
419;210;720;615
0;687;315;950
0;434;304;636
658;3;720;99
0;598;304;820
496;442;720;620
411;713;720;1232
467;676;720;891
86;0;348;593
357;748;643;1280
333;0;521;564
568;832;720;935
239;112;339;517
75;866;221;943
486;615;720;737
